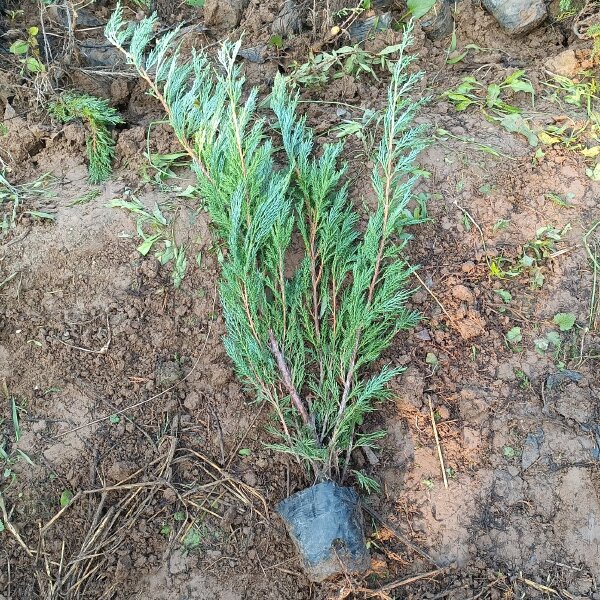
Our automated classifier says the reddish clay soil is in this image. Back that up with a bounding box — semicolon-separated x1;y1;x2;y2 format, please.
1;0;599;598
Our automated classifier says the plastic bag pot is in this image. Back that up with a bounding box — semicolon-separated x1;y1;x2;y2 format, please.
276;481;370;582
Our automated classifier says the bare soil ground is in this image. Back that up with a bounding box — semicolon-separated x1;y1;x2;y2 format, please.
1;1;599;598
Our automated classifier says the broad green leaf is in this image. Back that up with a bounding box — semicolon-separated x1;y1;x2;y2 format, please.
446;51;468;65
238;448;251;456
425;352;439;365
448;30;457;52
581;146;600;158
498;113;537;147
186;0;205;5
486;84;501;108
9;40;29;55
506;327;522;343
60;489;73;507
407;0;436;19
25;57;45;73
553;312;576;332
495;289;512;303
137;233;161;256
538;131;561;145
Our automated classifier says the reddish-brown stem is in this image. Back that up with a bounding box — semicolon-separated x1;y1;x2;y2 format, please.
309;223;321;344
330;101;398;463
113;41;214;186
240;282;260;343
268;330;311;429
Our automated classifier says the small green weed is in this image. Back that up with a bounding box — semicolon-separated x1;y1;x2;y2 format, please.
541;72;600;160
534;330;562;355
545;191;575;208
505;326;522;350
0;171;57;234
49;93;123;184
289;43;411;87
445;71;536;144
109;194;188;288
9;26;45;74
141;151;189;186
494;289;512;303
490;225;571;288
514;369;530;389
553;312;576;332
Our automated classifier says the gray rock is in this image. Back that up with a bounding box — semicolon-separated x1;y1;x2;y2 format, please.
238;45;267;64
349;13;392;43
482;0;547;36
272;0;302;36
204;0;249;29
521;428;544;471
421;0;453;40
79;44;125;68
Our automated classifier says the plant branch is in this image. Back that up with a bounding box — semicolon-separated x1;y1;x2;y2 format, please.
107;36;213;186
268;330;311;429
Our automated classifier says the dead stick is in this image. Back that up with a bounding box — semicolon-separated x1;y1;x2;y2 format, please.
268;330;310;428
361;504;441;567
0;494;35;557
413;270;454;324
365;568;447;597
429;397;448;489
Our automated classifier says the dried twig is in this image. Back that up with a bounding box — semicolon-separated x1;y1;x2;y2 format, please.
361;504;441;567
55;313;111;355
429;396;449;489
413;270;454;324
0;493;35;557
361;568;448;597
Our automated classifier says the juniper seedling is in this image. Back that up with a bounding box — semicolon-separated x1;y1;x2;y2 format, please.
49;93;123;184
106;6;428;488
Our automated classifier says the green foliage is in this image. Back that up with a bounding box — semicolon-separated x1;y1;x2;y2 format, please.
506;326;522;347
106;8;427;483
59;489;73;507
553;312;576;331
49;93;123;184
445;71;537;145
9;26;45;74
406;0;435;19
0;171;57;234
494;289;512;303
289;43;413;87
108;194;188;288
489;224;571;289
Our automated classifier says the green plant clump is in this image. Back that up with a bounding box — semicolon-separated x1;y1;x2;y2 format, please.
49;93;123;184
106;8;427;488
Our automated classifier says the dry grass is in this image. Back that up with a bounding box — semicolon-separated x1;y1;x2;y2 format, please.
1;415;267;600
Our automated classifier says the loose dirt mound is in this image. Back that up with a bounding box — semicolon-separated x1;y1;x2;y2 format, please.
1;0;599;598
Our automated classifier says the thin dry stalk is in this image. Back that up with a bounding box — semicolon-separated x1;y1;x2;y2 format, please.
429;397;449;489
361;568;448;598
